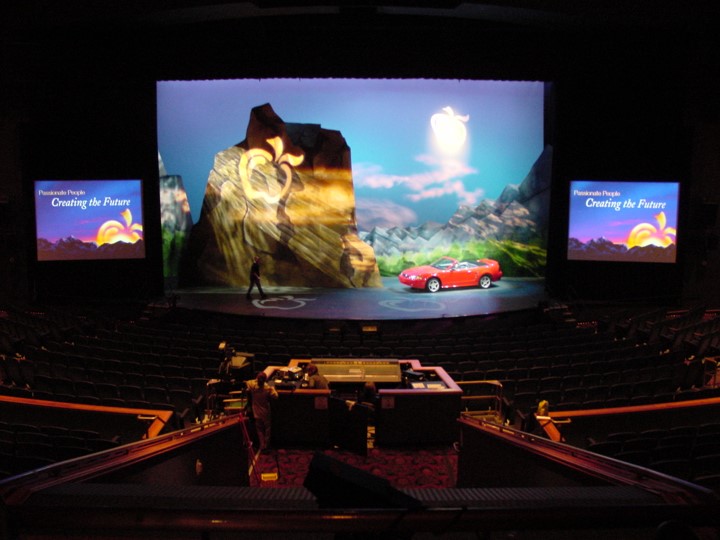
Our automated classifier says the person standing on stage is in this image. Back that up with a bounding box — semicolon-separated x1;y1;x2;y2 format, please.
245;371;278;452
246;255;267;300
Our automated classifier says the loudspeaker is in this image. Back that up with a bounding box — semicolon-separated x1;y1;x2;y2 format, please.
303;452;422;509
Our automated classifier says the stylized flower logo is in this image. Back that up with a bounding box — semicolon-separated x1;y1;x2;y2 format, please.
626;211;676;249
96;209;143;246
253;295;317;310
238;136;304;204
379;299;445;312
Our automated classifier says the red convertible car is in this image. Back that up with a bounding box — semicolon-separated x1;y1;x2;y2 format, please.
398;256;502;293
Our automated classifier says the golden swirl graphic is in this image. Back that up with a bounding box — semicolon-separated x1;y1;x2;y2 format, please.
96;208;143;246
626;211;676;249
238;136;304;204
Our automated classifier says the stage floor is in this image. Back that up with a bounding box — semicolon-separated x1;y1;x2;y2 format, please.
160;277;548;321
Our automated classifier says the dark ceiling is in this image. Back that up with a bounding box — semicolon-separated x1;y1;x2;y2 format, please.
4;1;720;36
2;1;719;108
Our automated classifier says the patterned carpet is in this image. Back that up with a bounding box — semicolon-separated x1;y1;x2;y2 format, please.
251;445;458;489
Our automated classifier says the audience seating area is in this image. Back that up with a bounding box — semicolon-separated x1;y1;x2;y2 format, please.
586;423;720;488
2;301;720;487
0;420;120;479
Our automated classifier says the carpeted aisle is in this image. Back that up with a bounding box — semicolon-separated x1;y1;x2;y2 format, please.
252;446;458;489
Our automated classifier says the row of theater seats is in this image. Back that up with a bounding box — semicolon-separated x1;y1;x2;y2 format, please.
476;349;715;414
612;306;720;357
586;423;720;487
8;305;711;424
125;308;597;351
0;353;204;428
0;421;120;480
2;304;720;437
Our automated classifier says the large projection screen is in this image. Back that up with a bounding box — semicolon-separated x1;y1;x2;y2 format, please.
34;179;145;262
157;78;551;290
567;180;679;264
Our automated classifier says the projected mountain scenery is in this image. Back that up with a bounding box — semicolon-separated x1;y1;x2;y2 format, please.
363;145;551;278
37;237;146;261
157;78;550;288
567;236;676;263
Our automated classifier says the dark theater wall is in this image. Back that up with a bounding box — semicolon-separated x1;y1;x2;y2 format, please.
1;7;718;304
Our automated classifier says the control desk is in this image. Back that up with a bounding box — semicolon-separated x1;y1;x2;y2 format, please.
267;358;448;392
259;358;462;448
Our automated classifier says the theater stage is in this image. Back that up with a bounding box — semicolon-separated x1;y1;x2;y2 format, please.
159;277;548;321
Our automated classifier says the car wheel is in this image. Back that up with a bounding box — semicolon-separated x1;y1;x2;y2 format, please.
426;278;441;293
479;275;492;289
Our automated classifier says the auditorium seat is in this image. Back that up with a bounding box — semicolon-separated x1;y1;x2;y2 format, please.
658;433;695;450
164;376;190;392
144;386;171;407
585;385;609;402
142;363;164;376
581;373;603;387
3;355;33;387
123;371;144;387
586;440;622;457
474;360;497;373
605;431;636;443
651;458;693;480
506;367;528;380
601;371;621;385
697;422;720;435
537;389;562;408
538;376;563;392
10;454;56;475
514;378;538;394
101;359;123;372
189;377;210;397
461;370;485;381
94;382;120;400
607;382;634;400
527;366;550;379
511;391;539;418
143;374;166;389
560;386;586;403
691;453;720;478
560;374;582;390
457;360;476;373
53;443;89;460
614;450;652;467
31;374;54;395
652;444;691;464
15;430;51;446
161;364;184;378
102;370;125;385
169;389;198;427
117;384;145;402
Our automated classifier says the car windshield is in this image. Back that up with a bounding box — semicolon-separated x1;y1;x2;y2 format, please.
430;258;456;270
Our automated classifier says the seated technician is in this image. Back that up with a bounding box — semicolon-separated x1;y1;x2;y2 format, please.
305;363;329;389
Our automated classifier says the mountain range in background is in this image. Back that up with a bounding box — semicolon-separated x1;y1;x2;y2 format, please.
363;146;552;276
36;237;145;261
568;237;677;263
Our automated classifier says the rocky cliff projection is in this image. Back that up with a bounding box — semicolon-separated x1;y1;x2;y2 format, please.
180;103;382;288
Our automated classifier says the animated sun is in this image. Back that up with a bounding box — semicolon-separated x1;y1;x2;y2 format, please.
96;209;143;246
431;106;469;155
626;211;676;249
